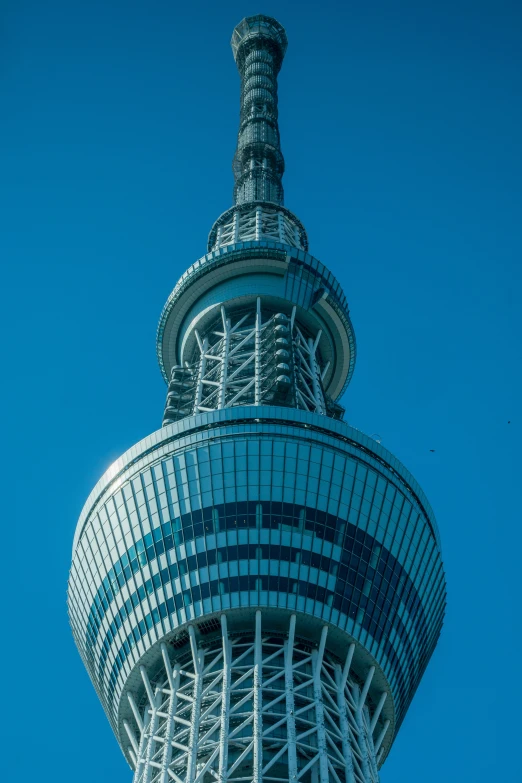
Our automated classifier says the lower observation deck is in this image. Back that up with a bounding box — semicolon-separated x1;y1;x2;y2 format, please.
68;408;445;777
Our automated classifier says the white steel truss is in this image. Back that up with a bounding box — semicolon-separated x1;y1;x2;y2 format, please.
209;205;306;251
126;613;389;783
163;301;330;426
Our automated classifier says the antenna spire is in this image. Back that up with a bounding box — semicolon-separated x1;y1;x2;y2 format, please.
231;15;288;205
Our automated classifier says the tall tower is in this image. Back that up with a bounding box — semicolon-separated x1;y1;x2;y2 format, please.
68;15;446;783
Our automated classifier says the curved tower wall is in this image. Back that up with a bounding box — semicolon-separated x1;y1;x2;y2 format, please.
68;15;446;783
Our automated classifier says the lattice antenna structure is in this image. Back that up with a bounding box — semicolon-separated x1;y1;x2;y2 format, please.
68;15;446;783
231;15;287;206
207;16;308;255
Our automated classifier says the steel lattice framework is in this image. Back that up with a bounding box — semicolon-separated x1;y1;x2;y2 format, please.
208;15;309;256
231;15;287;206
162;302;339;427
68;13;446;783
127;614;387;783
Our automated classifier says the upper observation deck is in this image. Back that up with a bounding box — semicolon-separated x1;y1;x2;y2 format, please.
156;243;356;405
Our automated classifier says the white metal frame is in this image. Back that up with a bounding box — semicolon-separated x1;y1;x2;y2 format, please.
183;301;327;418
210;205;304;252
293;324;326;415
127;614;389;783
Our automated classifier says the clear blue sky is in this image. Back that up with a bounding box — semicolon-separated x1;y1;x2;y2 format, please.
1;0;521;780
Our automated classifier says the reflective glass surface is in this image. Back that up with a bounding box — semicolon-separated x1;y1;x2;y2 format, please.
68;410;445;736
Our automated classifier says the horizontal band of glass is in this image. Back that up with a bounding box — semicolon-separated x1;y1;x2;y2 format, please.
72;409;441;553
82;502;431;661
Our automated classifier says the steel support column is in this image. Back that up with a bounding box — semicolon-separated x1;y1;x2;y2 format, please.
218;615;231;783
335;660;357;783
219;308;230;409
285;614;298;783
160;646;180;783
312;626;329;783
186;625;204;783
253;610;263;783
352;681;372;783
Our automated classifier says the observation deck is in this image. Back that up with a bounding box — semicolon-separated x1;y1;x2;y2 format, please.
69;407;445;776
156;242;356;416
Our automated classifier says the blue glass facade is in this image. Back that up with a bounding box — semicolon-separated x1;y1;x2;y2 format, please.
69;408;445;753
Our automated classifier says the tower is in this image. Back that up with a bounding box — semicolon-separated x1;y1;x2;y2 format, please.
68;15;446;783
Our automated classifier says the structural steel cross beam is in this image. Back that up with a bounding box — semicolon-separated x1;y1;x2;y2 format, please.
129;614;387;783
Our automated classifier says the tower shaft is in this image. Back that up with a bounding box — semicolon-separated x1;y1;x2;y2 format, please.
131;613;387;783
68;15;446;783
